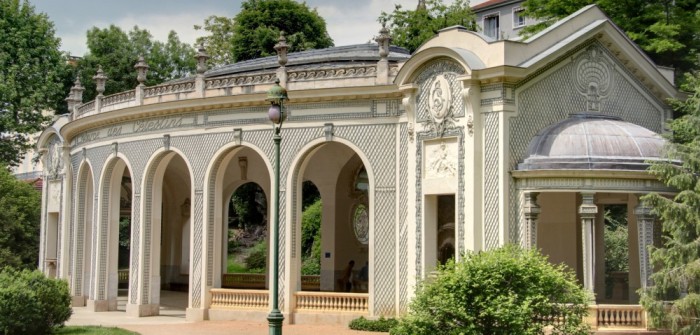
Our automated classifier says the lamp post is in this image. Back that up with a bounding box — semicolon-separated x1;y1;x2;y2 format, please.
266;78;287;335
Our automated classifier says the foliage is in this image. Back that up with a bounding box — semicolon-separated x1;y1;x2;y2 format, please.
230;182;266;231
301;198;322;275
349;316;399;332
118;217;130;269
640;71;700;334
203;0;333;63
194;15;235;66
0;167;41;269
56;326;139;335
77;25;196;102
244;241;266;273
603;205;629;274
0;268;71;334
391;245;589;335
520;0;700;79
0;0;65;167
378;0;477;53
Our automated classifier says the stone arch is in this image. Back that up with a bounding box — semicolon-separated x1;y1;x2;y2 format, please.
202;142;273;297
285;136;375;307
71;160;95;306
136;147;194;315
91;153;134;311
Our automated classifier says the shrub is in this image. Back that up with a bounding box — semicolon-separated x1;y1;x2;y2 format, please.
349;316;399;332
244;241;266;272
391;245;589;335
0;268;72;334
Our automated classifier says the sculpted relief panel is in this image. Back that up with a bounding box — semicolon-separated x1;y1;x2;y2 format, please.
415;60;465;137
425;139;458;179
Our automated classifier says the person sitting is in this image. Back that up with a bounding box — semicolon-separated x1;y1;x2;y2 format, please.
339;260;355;292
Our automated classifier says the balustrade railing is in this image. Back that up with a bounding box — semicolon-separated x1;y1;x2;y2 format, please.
118;269;129;284
143;80;195;98
210;288;268;310
205;73;276;89
594;304;646;328
102;90;135;107
294;291;368;313
76;101;95;115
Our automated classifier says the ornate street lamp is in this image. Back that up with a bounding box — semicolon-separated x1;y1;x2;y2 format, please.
266;78;287;335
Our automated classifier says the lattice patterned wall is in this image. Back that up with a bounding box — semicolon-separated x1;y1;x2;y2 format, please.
508;41;667;244
483;112;500;249
398;123;409;313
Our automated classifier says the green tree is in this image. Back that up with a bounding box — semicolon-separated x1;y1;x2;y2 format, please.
301;199;322;275
77;25;196;102
194;15;236;66
378;0;477;53
392;245;589;335
0;0;65;167
0;167;41;270
639;72;700;334
521;0;700;78
199;0;334;64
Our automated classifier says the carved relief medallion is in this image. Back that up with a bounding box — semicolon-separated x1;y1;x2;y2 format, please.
353;204;369;245
575;46;613;112
429;75;452;123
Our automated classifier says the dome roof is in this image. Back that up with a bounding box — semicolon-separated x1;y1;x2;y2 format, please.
518;114;666;171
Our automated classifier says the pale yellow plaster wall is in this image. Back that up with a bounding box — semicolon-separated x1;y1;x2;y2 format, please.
537;192;579;280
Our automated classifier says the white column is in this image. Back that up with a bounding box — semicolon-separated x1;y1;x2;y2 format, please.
523;192;540;249
578;192;597;298
635;201;655;289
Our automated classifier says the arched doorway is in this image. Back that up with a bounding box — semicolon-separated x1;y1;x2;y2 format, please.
72;162;94;306
291;142;372;295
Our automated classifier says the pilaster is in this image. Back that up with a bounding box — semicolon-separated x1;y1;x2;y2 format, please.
635;200;655;289
523;191;540;249
578;192;597;298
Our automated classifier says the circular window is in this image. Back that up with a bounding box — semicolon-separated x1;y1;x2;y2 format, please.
353;204;369;245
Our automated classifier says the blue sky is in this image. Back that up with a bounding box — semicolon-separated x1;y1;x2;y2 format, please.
32;0;485;56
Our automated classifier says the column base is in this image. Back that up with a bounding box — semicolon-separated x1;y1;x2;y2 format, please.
126;303;160;317
186;307;208;321
86;299;117;312
71;295;86;307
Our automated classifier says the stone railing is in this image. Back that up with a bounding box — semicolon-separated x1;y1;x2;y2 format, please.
210;288;268;310
593;304;646;329
294;291;368;313
143;80;195;98
288;65;376;82
76;101;95;116
222;273;266;289
205;73;276;89
118;269;129;284
301;275;320;291
102;90;135;107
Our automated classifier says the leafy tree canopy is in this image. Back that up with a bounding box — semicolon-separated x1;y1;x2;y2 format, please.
378;0;477;53
0;0;65;167
197;0;334;64
77;25;196;102
392;245;589;335
640;72;700;334
0;167;41;270
521;0;700;78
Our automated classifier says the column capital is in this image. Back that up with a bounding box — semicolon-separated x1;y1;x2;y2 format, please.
523;192;540;217
578;192;597;218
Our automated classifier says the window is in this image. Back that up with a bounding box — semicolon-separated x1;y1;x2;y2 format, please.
484;14;500;39
513;7;526;28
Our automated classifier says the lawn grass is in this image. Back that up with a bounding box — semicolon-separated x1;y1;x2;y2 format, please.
56;326;139;335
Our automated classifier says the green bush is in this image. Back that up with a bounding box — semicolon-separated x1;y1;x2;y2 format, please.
349;316;399;332
0;268;72;334
391;245;589;335
244;241;266;272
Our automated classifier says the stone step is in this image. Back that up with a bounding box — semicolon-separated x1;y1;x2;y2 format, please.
594;330;670;335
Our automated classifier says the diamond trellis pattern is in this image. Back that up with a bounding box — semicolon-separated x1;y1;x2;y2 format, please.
398;123;409;312
483;113;500;249
373;190;396;315
71;165;90;297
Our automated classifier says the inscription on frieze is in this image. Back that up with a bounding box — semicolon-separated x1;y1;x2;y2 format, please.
71;115;196;146
134;117;183;133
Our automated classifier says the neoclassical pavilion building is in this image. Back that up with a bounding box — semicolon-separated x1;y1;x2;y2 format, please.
37;5;677;330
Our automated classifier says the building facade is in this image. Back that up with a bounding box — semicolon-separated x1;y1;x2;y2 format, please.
37;5;677;329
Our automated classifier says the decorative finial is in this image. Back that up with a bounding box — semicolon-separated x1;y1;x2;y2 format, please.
196;44;209;75
417;0;426;10
135;55;149;86
274;31;289;67
93;66;107;96
375;24;392;58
